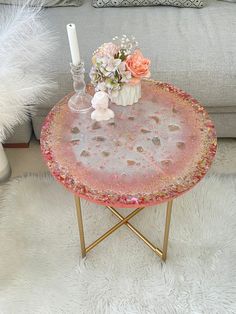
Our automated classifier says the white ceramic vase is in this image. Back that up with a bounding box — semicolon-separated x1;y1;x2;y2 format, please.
0;143;11;182
111;82;141;106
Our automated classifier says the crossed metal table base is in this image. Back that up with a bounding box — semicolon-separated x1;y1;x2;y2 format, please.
75;196;173;261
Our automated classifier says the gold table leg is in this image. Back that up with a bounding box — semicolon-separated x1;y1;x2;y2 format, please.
74;196;173;261
162;200;173;261
75;196;86;258
107;205;163;258
86;206;145;253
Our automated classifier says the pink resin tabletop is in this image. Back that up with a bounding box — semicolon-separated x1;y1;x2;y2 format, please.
40;80;217;208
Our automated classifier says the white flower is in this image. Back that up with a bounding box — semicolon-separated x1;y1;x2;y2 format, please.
94;42;119;58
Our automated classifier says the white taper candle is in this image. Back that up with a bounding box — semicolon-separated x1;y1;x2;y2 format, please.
66;23;81;66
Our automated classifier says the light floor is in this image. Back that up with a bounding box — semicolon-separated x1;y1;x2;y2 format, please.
4;138;236;178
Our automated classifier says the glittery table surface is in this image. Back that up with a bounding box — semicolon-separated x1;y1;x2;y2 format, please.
40;80;217;208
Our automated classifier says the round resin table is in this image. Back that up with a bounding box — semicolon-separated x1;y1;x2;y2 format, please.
41;79;217;261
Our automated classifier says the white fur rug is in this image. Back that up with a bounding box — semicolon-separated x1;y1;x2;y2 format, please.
0;174;235;314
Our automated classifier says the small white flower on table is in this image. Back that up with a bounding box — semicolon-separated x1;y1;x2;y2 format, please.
91;91;114;121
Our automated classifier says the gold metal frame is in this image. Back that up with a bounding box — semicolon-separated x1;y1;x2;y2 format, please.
75;196;173;261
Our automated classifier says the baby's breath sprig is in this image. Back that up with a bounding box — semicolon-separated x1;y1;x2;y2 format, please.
112;35;138;57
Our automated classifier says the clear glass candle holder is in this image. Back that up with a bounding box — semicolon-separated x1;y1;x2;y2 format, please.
68;61;92;113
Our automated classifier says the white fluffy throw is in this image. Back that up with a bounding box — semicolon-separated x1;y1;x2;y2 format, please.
0;1;56;141
0;174;236;313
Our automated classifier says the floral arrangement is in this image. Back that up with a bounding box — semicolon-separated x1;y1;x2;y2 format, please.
90;35;151;98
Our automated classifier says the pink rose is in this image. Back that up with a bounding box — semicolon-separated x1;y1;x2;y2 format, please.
95;42;119;58
126;50;151;84
92;42;119;65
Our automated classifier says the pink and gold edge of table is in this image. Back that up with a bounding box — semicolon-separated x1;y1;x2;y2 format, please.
40;79;217;260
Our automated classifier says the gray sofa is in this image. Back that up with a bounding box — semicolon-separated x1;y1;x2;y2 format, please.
4;0;236;143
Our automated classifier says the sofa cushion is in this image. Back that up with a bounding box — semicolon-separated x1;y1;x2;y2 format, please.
0;0;82;7
92;0;204;8
4;120;32;144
